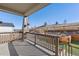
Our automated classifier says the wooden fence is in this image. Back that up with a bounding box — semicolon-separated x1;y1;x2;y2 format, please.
0;32;22;43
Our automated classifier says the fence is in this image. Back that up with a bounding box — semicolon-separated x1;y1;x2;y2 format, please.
0;32;22;43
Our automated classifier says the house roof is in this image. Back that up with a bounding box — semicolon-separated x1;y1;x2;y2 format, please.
45;22;79;28
30;22;79;31
0;22;14;27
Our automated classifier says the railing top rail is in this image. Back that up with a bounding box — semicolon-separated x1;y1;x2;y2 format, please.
25;32;60;38
70;43;79;49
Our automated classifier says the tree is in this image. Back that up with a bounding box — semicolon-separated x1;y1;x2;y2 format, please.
64;19;67;24
55;21;58;25
0;21;3;23
44;22;47;26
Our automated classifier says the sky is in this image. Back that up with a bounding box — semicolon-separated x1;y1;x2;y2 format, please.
0;11;23;29
1;3;79;29
29;3;79;27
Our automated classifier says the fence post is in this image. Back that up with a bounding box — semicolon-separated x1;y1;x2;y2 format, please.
68;36;72;56
55;36;59;56
34;34;36;45
70;36;72;56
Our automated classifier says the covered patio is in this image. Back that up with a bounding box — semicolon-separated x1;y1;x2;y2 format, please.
0;3;76;56
0;3;54;56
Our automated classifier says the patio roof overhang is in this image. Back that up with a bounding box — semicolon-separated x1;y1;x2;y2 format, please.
0;3;48;16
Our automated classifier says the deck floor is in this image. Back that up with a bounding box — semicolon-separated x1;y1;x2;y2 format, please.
8;40;48;56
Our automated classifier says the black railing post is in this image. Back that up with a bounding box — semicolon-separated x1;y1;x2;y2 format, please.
70;44;73;56
70;36;72;56
34;34;36;45
68;36;72;56
55;37;59;56
22;16;25;41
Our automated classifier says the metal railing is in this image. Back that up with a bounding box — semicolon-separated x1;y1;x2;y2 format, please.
56;35;79;56
0;31;78;56
58;36;72;56
25;32;61;56
24;32;73;56
69;41;79;56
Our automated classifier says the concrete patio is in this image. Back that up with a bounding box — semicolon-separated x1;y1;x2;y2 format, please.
0;43;10;56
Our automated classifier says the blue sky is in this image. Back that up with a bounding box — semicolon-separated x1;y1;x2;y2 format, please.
1;3;79;29
0;11;23;29
29;3;79;27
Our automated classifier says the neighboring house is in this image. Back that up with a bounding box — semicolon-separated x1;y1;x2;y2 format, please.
30;22;79;35
0;22;14;32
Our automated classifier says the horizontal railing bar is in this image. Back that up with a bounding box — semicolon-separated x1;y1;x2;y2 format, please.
25;32;60;38
70;44;79;49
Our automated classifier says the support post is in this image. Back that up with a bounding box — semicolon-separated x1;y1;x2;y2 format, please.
22;16;29;41
22;16;25;41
